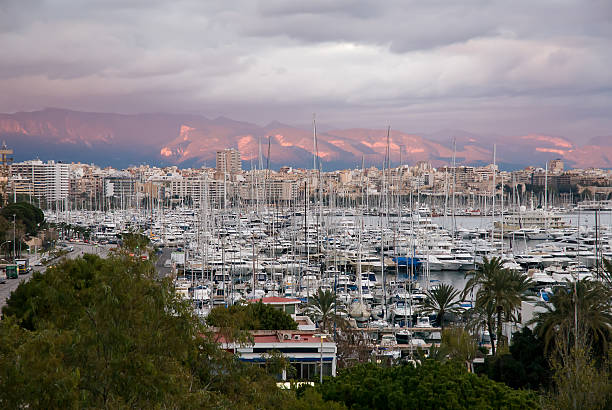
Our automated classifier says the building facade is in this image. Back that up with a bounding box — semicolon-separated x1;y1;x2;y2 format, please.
10;160;70;203
216;149;242;175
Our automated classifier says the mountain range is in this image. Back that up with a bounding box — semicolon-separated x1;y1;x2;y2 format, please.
1;108;610;170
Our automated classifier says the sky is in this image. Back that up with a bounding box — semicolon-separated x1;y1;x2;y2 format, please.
1;0;611;140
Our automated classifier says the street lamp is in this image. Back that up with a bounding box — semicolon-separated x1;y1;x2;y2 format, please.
315;334;328;384
0;240;12;261
12;214;16;263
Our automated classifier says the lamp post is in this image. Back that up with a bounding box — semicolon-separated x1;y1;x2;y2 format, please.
12;214;16;263
0;240;12;261
315;334;327;384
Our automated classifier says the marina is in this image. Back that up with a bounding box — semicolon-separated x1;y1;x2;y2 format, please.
3;0;612;405
45;198;612;349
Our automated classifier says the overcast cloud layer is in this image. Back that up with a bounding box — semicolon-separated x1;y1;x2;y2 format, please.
1;0;611;139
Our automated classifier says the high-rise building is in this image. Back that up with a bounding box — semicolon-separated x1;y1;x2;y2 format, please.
104;174;136;201
0;142;13;205
547;158;564;174
10;160;70;203
216;149;241;174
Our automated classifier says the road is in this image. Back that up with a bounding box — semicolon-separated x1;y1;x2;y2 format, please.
0;243;111;311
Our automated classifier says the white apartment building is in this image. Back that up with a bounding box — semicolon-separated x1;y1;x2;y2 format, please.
167;175;228;206
10;160;70;202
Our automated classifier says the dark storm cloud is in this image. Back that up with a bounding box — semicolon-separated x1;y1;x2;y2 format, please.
0;0;611;138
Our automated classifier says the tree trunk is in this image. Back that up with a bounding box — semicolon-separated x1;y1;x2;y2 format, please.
487;318;496;356
496;306;503;353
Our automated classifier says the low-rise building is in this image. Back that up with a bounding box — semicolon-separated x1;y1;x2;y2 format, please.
218;330;337;380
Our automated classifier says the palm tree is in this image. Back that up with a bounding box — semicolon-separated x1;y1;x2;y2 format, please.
463;303;496;353
306;289;347;334
463;257;533;354
463;256;506;299
530;279;612;354
488;268;533;350
463;257;504;356
421;283;461;329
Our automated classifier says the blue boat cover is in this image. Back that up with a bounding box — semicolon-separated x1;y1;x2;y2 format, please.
392;257;422;267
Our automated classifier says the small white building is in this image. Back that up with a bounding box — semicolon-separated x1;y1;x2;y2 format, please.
219;330;337;380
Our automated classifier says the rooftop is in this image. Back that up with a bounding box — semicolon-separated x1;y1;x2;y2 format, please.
216;330;333;345
250;297;301;305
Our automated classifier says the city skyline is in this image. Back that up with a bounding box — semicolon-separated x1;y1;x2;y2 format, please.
8;151;612;210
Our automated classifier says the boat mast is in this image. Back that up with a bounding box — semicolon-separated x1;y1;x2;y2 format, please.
500;169;504;255
312;114;321;257
451;137;457;238
258;137;263;215
544;162;547;211
381;126;390;319
443;167;449;230
491;144;496;249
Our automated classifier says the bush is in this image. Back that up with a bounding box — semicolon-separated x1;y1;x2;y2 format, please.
481;327;551;390
318;361;539;409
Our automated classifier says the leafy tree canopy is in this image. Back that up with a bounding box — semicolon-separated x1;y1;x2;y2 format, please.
482;327;551;390
0;202;44;236
0;254;321;409
207;301;298;331
318;361;539;410
120;231;151;253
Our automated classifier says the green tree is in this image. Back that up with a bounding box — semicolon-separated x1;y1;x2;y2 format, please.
1;254;214;407
318;361;539;409
421;283;461;329
293;388;346;410
0;202;44;258
0;202;44;236
441;327;478;372
207;301;298;331
601;258;612;290
530;279;612;355
482;327;552;390
463;257;504;355
544;342;611;410
0;254;311;408
306;289;347;334
262;349;297;380
120;230;151;254
464;257;533;354
463;303;496;348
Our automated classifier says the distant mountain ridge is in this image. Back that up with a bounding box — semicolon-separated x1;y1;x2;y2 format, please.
1;108;610;170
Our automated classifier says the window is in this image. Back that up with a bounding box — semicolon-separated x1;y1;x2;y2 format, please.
292;362;333;380
294;363;316;380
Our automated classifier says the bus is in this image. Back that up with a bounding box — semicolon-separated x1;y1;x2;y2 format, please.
15;259;30;275
5;265;18;279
